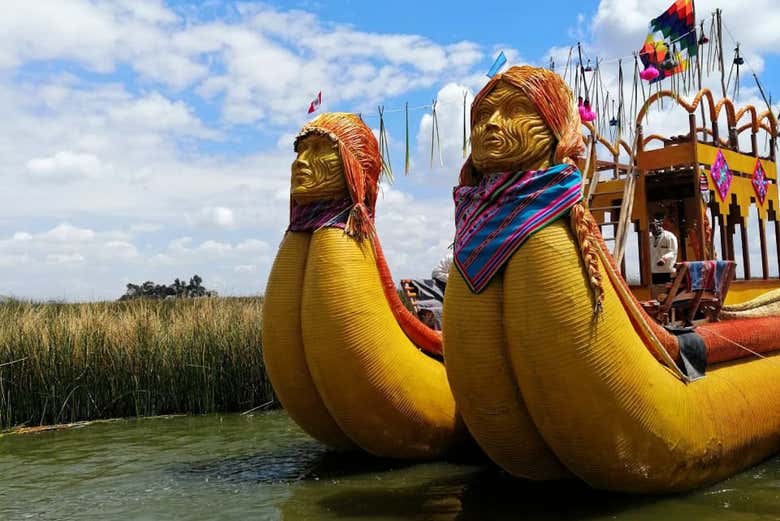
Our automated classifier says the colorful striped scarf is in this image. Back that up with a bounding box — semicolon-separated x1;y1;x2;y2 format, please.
686;260;733;296
453;164;582;293
288;198;353;232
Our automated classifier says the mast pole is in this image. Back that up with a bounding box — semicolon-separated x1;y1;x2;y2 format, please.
716;8;727;99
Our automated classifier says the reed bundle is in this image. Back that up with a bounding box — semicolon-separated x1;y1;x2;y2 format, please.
0;297;274;430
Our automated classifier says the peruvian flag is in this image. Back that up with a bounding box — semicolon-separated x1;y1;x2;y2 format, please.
307;91;322;114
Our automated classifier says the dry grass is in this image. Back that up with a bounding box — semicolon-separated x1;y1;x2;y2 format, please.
0;297;274;430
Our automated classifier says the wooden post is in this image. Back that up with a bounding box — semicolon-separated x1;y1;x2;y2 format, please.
758;216;769;279
728;127;737;150
637;124;650;287
726;217;735;262
711;117;720;146
719;214;728;260
775;219;780;275
690;114;706;260
716;9;727;100
613;149;619;180
751;132;759;157
740;217;751;279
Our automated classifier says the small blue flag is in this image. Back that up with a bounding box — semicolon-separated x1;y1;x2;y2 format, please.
486;51;507;78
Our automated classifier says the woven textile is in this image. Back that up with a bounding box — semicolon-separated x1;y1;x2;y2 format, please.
288;198;352;232
639;0;697;84
710;149;732;202
752;158;769;206
453;164;582;293
685;260;733;295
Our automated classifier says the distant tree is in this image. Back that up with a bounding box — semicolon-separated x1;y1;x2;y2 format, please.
119;275;217;300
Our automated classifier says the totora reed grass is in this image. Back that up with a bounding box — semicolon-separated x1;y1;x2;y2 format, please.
0;297;274;430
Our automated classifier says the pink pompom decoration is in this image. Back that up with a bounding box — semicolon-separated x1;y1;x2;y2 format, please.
578;98;596;123
640;65;660;81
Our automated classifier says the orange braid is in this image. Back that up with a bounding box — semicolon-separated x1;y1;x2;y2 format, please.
569;202;604;315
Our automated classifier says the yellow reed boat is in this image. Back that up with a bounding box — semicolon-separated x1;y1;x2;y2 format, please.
263;113;467;459
444;66;780;493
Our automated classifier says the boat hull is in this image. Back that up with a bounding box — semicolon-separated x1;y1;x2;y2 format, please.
300;228;467;458
262;232;354;449
443;271;570;480
500;221;780;492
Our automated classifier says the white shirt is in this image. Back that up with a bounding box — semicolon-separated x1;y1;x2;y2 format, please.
650;229;678;274
432;250;453;284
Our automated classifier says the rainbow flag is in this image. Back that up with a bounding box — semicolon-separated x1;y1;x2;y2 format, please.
639;0;697;83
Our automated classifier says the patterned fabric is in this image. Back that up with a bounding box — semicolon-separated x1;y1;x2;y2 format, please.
710;149;732;202
686;260;733;296
453;164;582;293
752;158;769;206
639;0;697;84
288;198;352;232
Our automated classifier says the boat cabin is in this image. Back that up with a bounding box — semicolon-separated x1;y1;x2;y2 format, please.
584;89;779;314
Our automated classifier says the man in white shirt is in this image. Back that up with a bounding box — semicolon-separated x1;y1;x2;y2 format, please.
650;218;678;299
431;249;453;291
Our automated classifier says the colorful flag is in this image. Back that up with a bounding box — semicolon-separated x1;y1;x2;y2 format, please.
486;51;507;78
639;0;697;84
307;91;322;114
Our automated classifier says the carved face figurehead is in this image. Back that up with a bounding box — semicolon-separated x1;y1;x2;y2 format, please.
471;80;556;175
291;133;348;205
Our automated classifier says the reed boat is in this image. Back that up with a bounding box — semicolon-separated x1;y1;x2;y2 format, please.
263;113;467;459
444;65;780;493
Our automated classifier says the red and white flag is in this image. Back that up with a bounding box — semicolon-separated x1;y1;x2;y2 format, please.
307;91;322;114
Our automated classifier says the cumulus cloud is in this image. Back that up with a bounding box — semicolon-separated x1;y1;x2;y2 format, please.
200;206;236;228
2;0;778;301
0;1;485;126
26;151;103;182
0;222;276;300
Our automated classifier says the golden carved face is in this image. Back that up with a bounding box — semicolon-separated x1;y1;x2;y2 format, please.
290;134;347;205
471;81;556;174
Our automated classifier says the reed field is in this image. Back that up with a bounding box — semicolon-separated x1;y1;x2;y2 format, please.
0;297;274;430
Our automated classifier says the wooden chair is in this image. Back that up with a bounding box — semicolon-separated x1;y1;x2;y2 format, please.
400;279;420;314
657;261;736;325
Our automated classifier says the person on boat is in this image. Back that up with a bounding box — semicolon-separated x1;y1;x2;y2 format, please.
650;217;679;299
431;247;453;291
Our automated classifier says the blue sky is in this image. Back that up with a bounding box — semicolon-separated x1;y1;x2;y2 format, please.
1;0;779;300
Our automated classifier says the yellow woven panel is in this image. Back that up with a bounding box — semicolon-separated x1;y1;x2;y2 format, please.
301;228;467;459
263;232;354;449
443;271;570;480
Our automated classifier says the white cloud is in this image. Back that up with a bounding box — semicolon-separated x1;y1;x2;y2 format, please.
0;1;486;126
26;151;103;182
2;1;779;301
130;223;163;233
43;223;96;242
236;239;269;253
200;206;236;228
46;253;86;264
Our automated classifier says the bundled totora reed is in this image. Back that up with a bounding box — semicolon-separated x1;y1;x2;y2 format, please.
0;297;273;430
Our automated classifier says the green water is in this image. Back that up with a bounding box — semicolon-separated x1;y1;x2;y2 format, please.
1;412;778;520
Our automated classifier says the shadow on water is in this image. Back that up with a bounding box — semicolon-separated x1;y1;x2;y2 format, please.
302;456;780;521
308;470;657;521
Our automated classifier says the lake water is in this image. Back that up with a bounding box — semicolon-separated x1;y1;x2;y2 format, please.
1;412;778;520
